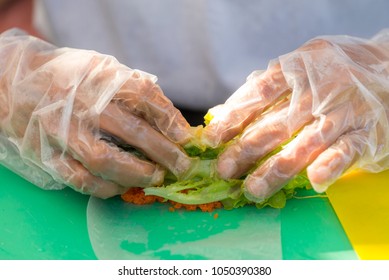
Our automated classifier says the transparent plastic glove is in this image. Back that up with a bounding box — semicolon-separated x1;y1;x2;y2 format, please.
203;30;389;202
0;29;195;198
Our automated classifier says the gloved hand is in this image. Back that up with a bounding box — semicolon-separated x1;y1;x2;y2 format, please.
0;29;195;198
203;30;389;202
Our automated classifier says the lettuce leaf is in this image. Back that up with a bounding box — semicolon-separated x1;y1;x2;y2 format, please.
144;144;311;210
118;110;311;210
145;174;310;210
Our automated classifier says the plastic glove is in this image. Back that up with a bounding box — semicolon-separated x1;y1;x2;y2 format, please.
0;29;195;198
203;29;389;202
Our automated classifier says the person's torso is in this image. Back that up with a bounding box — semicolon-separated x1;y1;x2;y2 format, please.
34;0;389;109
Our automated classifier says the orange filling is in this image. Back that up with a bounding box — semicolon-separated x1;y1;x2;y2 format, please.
121;187;222;213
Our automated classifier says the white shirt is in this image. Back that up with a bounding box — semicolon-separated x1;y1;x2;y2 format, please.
33;0;389;109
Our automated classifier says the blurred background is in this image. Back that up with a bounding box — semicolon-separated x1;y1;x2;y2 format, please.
0;0;207;125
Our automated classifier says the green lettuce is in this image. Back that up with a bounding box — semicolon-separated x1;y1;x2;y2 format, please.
144;145;311;210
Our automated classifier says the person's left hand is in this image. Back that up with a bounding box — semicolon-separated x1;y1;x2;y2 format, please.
203;31;389;202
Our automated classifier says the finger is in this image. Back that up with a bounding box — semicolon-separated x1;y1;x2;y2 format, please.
216;101;292;179
203;62;290;147
217;89;314;179
307;129;368;192
23;117;125;198
49;151;126;199
243;107;351;202
100;103;195;178
37;103;167;188
66;127;165;188
113;74;192;145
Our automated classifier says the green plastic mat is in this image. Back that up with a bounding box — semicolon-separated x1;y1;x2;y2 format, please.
0;164;356;259
281;189;357;259
0;165;96;260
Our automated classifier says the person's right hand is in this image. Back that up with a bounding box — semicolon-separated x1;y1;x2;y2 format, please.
0;29;196;198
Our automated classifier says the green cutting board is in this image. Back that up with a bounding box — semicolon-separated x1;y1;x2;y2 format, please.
0;165;96;259
0;164;356;259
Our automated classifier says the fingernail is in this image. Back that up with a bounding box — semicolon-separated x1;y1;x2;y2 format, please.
217;157;238;179
243;175;271;203
175;156;190;175
310;181;330;193
201;128;219;148
150;166;165;186
307;165;332;192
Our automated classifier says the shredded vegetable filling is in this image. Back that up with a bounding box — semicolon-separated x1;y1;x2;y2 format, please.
121;140;311;211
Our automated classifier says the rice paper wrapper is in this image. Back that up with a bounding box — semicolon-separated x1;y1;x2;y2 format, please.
86;196;282;260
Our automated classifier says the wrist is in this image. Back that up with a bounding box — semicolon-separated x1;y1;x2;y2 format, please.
0;30;57;136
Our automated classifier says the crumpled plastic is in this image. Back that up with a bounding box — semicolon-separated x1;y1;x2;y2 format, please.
203;29;389;201
0;28;194;198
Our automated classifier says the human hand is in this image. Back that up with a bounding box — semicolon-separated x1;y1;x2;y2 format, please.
0;29;195;198
203;31;389;202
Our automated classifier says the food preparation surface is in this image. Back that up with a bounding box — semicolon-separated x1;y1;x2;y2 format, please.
0;164;358;260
